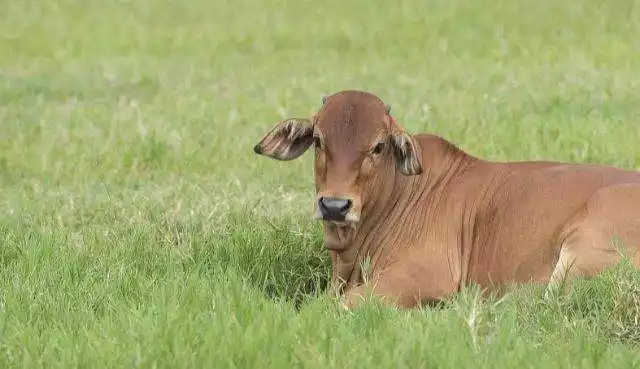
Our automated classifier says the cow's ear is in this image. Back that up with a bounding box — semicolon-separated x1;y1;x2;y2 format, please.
391;130;423;176
253;118;314;161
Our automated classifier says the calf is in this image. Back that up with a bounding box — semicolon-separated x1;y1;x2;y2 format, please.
253;90;640;309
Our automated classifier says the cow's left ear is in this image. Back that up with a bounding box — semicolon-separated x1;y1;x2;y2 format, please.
253;118;314;161
390;119;423;175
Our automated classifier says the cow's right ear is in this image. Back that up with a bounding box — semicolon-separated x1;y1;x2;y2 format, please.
389;116;423;176
253;118;314;161
391;132;423;175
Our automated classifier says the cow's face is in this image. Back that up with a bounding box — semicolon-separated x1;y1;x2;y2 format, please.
254;90;422;227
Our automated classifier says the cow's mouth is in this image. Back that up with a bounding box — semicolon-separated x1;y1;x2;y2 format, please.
312;201;360;250
312;207;361;223
322;221;357;251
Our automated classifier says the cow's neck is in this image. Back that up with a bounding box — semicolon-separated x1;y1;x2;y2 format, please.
326;160;399;291
329;135;476;293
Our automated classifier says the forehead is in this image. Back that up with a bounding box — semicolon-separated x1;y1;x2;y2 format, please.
314;91;389;140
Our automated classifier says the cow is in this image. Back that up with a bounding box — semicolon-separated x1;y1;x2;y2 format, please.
253;89;640;309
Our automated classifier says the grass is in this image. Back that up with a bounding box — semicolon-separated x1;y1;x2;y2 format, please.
1;0;640;367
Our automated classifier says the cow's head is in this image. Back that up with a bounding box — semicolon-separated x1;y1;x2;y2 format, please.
254;90;422;243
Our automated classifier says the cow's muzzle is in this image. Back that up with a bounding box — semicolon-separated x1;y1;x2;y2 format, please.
315;196;353;222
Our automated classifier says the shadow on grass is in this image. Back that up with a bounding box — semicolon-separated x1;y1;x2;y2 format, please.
191;211;331;309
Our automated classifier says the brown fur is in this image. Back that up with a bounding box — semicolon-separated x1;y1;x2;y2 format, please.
254;90;640;309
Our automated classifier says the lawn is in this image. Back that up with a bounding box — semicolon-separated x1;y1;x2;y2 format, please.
1;0;640;367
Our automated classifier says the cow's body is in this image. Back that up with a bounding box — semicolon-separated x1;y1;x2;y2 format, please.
254;90;640;309
334;134;640;308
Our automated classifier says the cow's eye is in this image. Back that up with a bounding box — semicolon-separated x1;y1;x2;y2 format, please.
371;142;385;155
313;136;322;149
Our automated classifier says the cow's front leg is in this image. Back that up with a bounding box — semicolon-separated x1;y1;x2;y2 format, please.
340;279;421;310
340;267;459;310
340;284;389;310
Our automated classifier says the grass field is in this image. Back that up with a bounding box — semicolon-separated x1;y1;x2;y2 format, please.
1;0;640;367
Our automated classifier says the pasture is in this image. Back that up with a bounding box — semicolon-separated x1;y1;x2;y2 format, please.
1;0;640;367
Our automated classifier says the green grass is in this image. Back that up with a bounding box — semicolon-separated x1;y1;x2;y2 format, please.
1;0;640;367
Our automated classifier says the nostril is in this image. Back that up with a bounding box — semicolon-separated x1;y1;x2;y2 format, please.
340;199;352;214
319;197;329;211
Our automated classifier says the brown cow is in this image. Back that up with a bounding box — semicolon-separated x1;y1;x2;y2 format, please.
253;90;640;309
